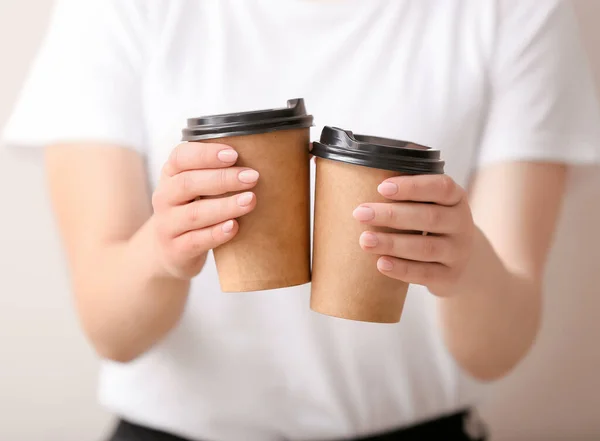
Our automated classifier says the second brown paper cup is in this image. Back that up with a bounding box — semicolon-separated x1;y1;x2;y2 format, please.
311;127;444;323
182;99;313;292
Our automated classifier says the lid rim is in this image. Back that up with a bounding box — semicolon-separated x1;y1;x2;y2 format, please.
183;98;313;141
187;98;306;126
183;120;312;141
314;153;444;174
313;126;445;174
183;115;312;135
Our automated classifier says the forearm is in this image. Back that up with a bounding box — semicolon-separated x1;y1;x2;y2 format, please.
70;216;192;362
437;227;542;381
46;142;251;362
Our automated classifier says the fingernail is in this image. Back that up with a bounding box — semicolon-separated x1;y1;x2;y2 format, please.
360;232;379;248
378;182;398;197
238;169;259;184
222;220;234;234
353;206;375;221
237;192;254;207
217;149;238;162
378;258;394;272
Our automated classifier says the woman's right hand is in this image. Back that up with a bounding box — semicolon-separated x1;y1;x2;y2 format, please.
151;142;258;280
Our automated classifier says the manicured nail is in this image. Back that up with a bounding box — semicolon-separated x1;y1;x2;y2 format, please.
360;232;379;248
237;192;254;207
378;182;398;197
377;258;394;272
222;220;234;234
217;149;238;163
353;206;375;221
238;169;259;184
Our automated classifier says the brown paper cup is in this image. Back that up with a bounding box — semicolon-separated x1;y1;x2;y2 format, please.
311;158;408;323
203;129;311;292
310;126;444;323
182;99;313;292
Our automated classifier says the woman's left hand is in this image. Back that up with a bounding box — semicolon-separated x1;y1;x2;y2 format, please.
353;174;475;297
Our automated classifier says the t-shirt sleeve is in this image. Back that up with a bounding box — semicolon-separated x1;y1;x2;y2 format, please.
476;0;600;167
2;0;148;154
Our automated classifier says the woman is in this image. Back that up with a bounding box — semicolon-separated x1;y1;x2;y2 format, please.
4;0;600;440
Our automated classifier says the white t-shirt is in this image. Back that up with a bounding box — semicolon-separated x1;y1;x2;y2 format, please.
4;1;600;440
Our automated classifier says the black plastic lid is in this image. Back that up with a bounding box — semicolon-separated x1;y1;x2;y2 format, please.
312;126;444;174
182;99;313;141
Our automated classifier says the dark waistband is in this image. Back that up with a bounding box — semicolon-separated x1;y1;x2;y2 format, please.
109;410;486;441
351;410;485;441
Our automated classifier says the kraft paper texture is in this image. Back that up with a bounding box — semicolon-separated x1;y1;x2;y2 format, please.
202;129;311;292
311;158;409;323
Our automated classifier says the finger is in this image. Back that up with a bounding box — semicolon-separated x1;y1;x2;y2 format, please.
168;192;256;237
377;174;463;206
162;167;259;205
171;219;239;261
359;231;455;265
163;143;238;177
353;202;462;234
376;256;454;287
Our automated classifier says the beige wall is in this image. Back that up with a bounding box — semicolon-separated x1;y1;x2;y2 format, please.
478;2;600;439
0;1;112;440
0;1;598;440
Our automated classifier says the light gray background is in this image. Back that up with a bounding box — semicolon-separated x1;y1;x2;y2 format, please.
1;1;599;440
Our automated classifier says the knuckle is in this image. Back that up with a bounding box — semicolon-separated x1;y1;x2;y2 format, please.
170;144;186;170
179;173;193;196
186;202;202;225
172;173;193;202
407;178;420;197
385;204;396;223
196;144;210;163
421;237;438;259
196;145;214;169
439;175;456;200
216;168;230;193
425;205;442;229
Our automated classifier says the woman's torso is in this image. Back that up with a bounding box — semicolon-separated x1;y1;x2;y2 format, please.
101;1;493;439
